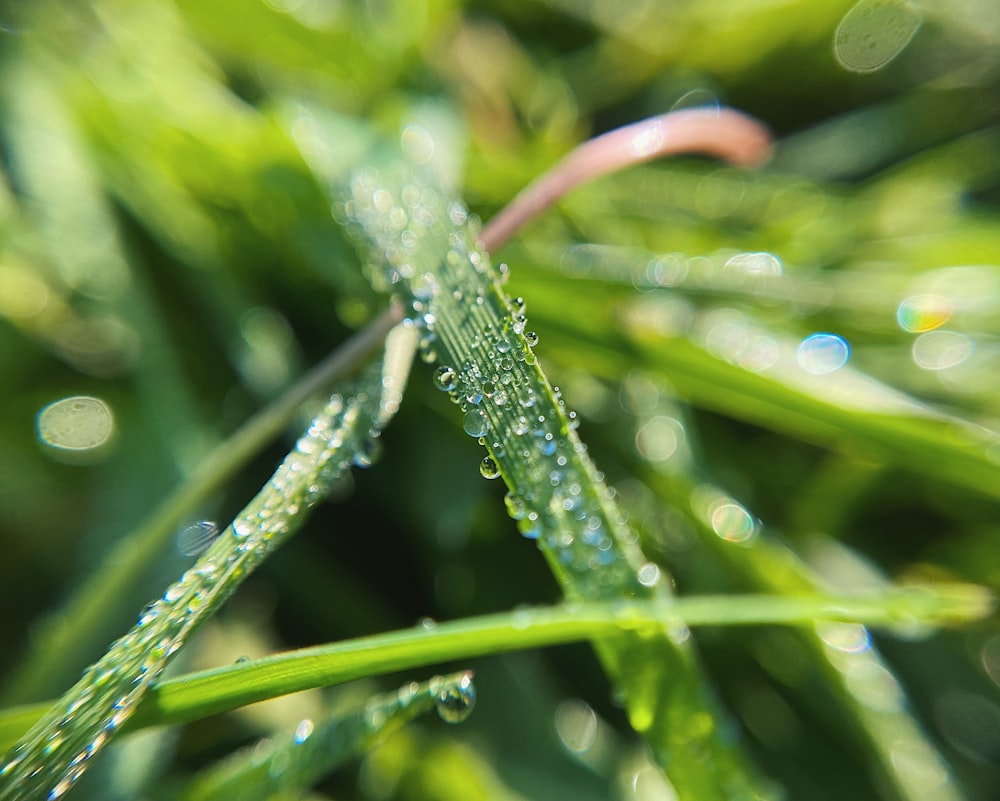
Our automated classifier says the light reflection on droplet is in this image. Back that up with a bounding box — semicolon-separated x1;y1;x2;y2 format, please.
37;396;115;454
981;634;1000;688
670;88;721;113
912;330;972;370
723;251;782;277
631;764;679;801
176;521;220;557
834;0;922;74
843;660;904;712
709;502;757;544
797;333;850;374
634;417;682;464
641;254;688;288
637;562;661;587
401;124;435;165
554;699;598;754
817;622;871;654
896;294;952;333
293;718;314;745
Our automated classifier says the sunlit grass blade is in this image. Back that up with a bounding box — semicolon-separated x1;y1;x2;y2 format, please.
0;587;988;755
0;324;417;801
180;671;474;801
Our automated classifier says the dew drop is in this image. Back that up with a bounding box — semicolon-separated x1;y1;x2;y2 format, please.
504;491;527;520
524;331;539;347
176;521;219;557
479;456;500;479
463;409;489;438
293;719;314;745
797;332;850;374
36;395;115;456
834;0;922;74
496;338;512;354
433;365;458;392
434;673;477;723
353;437;382;468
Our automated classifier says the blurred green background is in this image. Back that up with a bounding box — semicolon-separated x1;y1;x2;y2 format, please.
1;1;999;799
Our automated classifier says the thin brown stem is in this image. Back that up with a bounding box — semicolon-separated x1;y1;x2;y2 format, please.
480;107;772;252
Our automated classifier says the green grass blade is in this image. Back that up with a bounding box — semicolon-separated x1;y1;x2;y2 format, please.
341;161;772;799
180;671;474;801
0;325;417;801
0;588;987;754
2;307;400;705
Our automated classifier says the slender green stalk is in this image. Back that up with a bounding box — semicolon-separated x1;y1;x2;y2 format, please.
0;325;417;801
0;587;988;753
2;305;401;705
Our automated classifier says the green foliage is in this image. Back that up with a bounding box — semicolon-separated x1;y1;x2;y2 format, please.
1;1;999;800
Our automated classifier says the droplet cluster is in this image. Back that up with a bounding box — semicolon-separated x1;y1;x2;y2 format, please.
0;359;397;799
342;166;663;602
182;672;475;799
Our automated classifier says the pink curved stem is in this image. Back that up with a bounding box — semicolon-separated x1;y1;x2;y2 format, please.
480;107;772;252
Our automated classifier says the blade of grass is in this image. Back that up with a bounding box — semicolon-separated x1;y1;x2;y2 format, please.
180;671;475;801
2;305;401;705
0;587;988;753
0;323;416;801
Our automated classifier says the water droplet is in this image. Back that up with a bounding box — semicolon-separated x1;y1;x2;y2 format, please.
912;330;972;370
493;389;508;406
554;699;598;754
480;456;500;479
834;0;922;74
496;338;512;354
36;395;115;457
897;294;952;332
176;521;220;557
637;563;661;587
463;409;489;438
353;437;382;468
293;718;314;745
710;501;757;544
433;365;458;392
434;673;477;723
511;297;527;315
797;333;850;374
524;331;539;347
504;492;527;520
520;516;542;540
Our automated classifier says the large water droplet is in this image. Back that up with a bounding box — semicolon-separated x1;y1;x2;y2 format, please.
463;409;489;438
433;365;458;392
524;331;539;348
480;456;500;479
434;673;477;723
176;521;219;557
36;395;115;458
797;333;850;374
